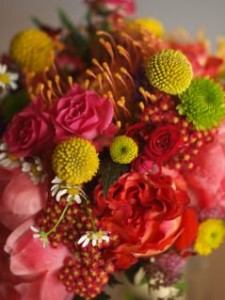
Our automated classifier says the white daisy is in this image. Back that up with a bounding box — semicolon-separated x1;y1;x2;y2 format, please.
30;225;49;248
0;142;21;169
0;64;18;91
51;176;85;204
77;231;110;248
21;157;46;185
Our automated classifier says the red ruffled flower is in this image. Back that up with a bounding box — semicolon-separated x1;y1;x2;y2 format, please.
94;172;196;269
144;124;182;163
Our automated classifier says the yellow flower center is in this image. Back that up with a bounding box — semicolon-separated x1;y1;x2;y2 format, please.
0;73;10;85
52;137;99;185
10;29;55;73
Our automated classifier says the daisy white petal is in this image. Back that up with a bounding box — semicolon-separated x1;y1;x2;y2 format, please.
56;189;67;202
77;234;88;245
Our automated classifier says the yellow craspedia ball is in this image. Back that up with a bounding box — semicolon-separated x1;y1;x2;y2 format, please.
52;137;99;185
146;49;193;95
194;219;225;256
135;18;164;37
10;29;55;73
110;135;138;164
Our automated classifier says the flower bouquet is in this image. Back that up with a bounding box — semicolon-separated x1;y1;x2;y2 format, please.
1;0;225;299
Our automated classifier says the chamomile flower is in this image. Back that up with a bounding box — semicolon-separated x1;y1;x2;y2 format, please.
77;231;110;248
0;142;21;169
51;176;85;204
0;64;18;91
21;157;46;184
30;225;49;248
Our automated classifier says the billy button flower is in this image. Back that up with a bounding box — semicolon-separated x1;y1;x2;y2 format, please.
110;135;138;164
134;17;164;37
144;124;182;163
146;49;193;95
10;29;55;73
177;77;225;130
52;137;99;185
194;219;225;256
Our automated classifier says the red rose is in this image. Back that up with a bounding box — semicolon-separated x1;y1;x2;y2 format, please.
94;172;192;269
144;125;182;163
3;101;54;157
51;84;115;145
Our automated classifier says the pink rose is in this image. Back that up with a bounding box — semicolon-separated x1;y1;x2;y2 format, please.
86;0;136;16
183;125;225;213
0;167;47;230
51;84;115;145
3;100;54;157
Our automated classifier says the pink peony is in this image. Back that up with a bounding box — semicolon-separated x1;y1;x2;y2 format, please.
3;100;54;158
183;125;225;212
51;84;116;146
86;0;136;16
0;167;47;230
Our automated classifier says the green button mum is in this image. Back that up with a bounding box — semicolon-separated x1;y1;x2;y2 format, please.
146;49;193;95
177;77;225;130
110;135;138;164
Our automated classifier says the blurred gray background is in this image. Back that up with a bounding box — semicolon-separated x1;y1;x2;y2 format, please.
0;1;225;299
1;0;225;52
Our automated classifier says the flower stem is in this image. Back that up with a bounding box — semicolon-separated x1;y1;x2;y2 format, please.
46;200;72;236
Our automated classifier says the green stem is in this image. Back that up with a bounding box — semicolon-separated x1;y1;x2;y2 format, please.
82;196;97;232
46;201;71;236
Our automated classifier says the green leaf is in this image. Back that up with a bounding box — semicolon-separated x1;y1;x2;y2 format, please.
93;292;111;300
100;159;129;198
125;263;141;285
108;274;121;287
1;91;30;122
73;292;110;300
175;281;186;292
58;8;86;47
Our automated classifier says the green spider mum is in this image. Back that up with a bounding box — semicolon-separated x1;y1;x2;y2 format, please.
177;77;225;130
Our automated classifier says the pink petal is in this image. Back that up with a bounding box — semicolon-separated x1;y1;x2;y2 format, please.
0;168;47;230
15;272;72;300
6;227;69;276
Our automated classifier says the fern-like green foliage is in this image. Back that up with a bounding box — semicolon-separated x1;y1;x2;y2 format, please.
177;77;225;130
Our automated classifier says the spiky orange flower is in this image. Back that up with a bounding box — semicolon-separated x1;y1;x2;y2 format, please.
81;19;167;127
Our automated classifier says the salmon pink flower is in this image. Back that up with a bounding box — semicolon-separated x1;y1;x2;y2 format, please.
2;220;73;300
183;124;225;215
0;167;47;230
